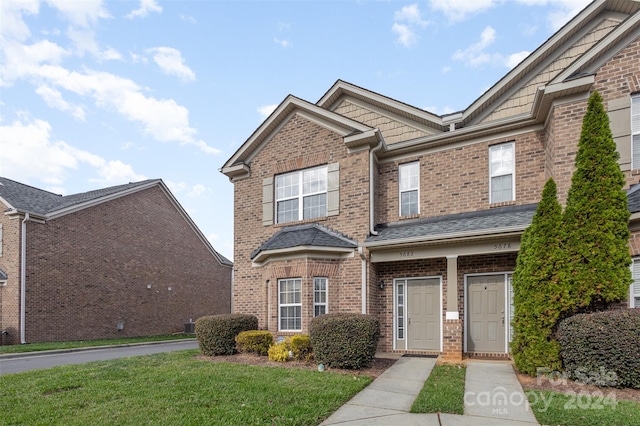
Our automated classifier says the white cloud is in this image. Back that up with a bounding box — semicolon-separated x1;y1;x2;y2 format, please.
46;0;110;27
130;52;148;64
257;104;278;119
125;0;162;20
147;47;196;82
274;37;291;48
0;0;39;41
188;184;207;198
395;4;429;27
180;14;197;25
165;180;187;194
392;4;428;48
452;26;498;67
207;232;220;244
0;116;144;186
506;50;530;68
442;66;452;74
35;84;85;120
66;28;122;60
429;0;498;22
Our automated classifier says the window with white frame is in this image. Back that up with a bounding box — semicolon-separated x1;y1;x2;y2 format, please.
399;162;419;216
396;281;405;339
631;258;640;308
489;142;515;203
632;94;640;169
275;166;327;223
279;278;302;331
313;277;328;316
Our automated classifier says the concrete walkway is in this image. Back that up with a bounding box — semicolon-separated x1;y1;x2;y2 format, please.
320;357;539;426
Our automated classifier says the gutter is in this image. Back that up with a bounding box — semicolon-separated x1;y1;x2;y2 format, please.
20;213;30;344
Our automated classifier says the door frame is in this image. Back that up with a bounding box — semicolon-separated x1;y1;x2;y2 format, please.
393;276;442;352
463;272;513;354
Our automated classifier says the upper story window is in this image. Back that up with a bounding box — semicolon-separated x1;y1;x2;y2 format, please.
399;162;419;216
276;166;327;223
489;142;515;203
632;94;640;169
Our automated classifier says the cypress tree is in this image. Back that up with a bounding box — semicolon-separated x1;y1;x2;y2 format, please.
562;90;631;312
512;178;566;375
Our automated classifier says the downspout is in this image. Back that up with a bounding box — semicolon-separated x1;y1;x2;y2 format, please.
359;247;367;314
20;213;30;344
369;133;384;236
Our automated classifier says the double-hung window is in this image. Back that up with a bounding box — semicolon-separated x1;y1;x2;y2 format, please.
489;142;515;203
276;166;327;223
279;278;301;331
399;162;419;216
632;94;640;169
313;277;328;316
631;259;640;308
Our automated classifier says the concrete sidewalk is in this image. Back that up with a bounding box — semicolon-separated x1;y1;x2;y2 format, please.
320;357;539;426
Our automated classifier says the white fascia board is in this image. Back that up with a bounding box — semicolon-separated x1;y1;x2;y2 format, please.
251;245;355;266
364;226;527;249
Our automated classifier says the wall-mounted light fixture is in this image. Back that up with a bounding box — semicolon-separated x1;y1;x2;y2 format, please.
379;280;385;290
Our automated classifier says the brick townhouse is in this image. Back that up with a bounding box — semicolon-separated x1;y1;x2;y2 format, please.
0;178;232;345
222;0;640;360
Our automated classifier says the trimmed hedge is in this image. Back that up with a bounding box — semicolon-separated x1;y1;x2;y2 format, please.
195;314;258;356
268;340;290;362
310;313;379;369
236;330;273;356
557;309;640;388
290;335;312;361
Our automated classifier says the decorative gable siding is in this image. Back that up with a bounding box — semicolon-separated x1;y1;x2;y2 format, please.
481;18;620;124
334;99;431;144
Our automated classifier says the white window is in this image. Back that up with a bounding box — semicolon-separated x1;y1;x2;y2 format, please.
631;259;640;308
632;94;640;170
399;162;419;216
489;143;515;203
313;277;328;316
396;281;405;339
275;166;327;223
279;278;301;331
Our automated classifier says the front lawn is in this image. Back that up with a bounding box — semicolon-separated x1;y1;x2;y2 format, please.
527;389;640;426
0;349;371;425
0;334;194;354
410;363;466;414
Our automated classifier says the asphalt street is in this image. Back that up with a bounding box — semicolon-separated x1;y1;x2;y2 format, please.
0;339;199;375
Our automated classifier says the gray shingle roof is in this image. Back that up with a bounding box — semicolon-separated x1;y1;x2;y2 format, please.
627;182;640;213
0;177;157;215
366;203;538;244
251;223;357;259
0;269;6;281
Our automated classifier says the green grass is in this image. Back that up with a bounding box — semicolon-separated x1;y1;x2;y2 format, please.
0;349;371;425
410;363;466;414
527;389;640;426
0;334;194;354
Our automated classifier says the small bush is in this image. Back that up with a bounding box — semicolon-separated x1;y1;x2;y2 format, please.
236;330;273;356
290;335;313;361
195;314;258;356
557;309;640;388
268;340;290;362
310;313;380;369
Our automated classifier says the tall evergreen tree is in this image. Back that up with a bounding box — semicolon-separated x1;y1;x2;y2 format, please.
563;90;631;312
512;178;567;375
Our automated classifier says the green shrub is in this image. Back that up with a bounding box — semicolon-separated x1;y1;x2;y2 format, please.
310;313;379;369
268;340;290;362
235;330;273;356
195;314;258;356
557;309;640;388
290;335;313;361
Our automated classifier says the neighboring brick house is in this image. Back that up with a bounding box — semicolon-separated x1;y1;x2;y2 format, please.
0;177;232;345
222;0;640;360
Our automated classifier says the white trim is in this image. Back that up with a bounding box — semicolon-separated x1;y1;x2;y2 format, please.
631;258;640;308
632;94;640;170
399;161;420;217
464;272;514;354
489;142;515;204
278;278;302;332
392;276;442;352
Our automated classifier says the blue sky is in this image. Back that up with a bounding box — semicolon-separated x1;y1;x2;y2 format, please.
0;0;591;260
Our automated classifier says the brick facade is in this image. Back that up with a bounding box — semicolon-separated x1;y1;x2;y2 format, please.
0;184;231;345
224;6;640;360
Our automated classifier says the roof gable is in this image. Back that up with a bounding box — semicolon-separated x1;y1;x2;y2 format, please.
221;95;377;181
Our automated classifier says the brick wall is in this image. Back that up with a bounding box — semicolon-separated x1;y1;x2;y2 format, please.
232;114;370;328
0;212;21;345
20;185;231;343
